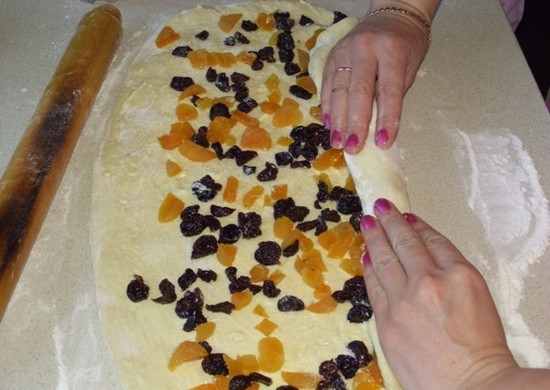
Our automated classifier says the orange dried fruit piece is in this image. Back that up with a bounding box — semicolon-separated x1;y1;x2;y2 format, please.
271;184;288;201
242;185;264;209
305;28;325;51
249;264;269;283
306;296;338;313
253;304;269;318
301;267;324;289
267;269;286;285
349;233;367;262
273;103;303;128
340;257;363;276
353;364;385;390
277;136;293;146
166;160;183;177
168;340;209;371
281;228;306;252
312;148;345;170
213;375;230;390
268;31;281;46
231;290;253;310
257;12;275;31
217;244;237;267
171;121;195;139
318;229;338;250
241;126;272;150
237;354;260;374
260;101;280;115
158;192;185;223
265;73;279;92
296;75;317;95
232;110;260;127
328;232;355;259
190;384;217;390
188;48;216;69
309;105;322;121
195;321;216;342
223;176;239;203
212;52;237;68
255;318;278;336
212;96;235;109
155;26;180;48
176;103;199;121
179;84;207;101
313;284;332;300
297;49;310;73
281;371;322;389
258;336;284;372
298;249;327;272
219;13;242;33
273;216;294;240
268;89;282;103
237;50;257;65
345;174;357;193
208;116;234;144
158;133;185;150
178;139;216;162
195;96;213;110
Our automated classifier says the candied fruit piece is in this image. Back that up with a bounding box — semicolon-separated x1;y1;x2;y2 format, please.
171;121;195;139
328;228;355;260
158;192;185;223
249;264;269;283
260;101;280;115
255;318;278;336
195;321;216;342
313;284;332;300
190;384;217;390
213;52;237;68
168;340;208;371
281;371;322;389
208;116;235;144
268;31;281;46
312;148;344;170
349;233;366;262
236;50;257;65
237;354;260;375
273;104;303;128
353;363;384;390
257;12;275;31
305;28;325;51
253;304;269;318
214;375;230;390
176;103;199;121
301;268;324;289
231;290;253;310
258;337;284;372
340;257;363;276
241;126;272;151
232;110;260;127
243;185;265;209
265;73;279;92
296;75;317;95
267;269;286;285
273;215;294;240
166;160;183;177
155;26;180;48
223;176;239;203
309;105;323;122
306;296;338;313
271;184;288;201
188;49;216;69
297;49;310;73
219;13;243;33
158;133;185;150
217;243;237;267
317;229;338;250
179;84;207;101
297;249;327;272
178;139;216;162
196;96;214;111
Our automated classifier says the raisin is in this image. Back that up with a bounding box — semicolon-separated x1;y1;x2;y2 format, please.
275;151;293;166
170;76;194;91
180;212;209;237
321;208;341;223
211;204;235;217
234;85;249;101
172;45;193;57
274;11;295;31
284;62;301;76
214;72;231;92
277;387;299;390
195;30;209;40
211;142;225;159
241;20;258;31
225;267;238;283
192;175;222;202
299;15;314;26
290;84;313;100
234;31;250;44
229;276;252;294
329;186;354;202
273;198;310;222
282;239;299;257
229;375;253;390
349;212;362;232
277;31;295;50
319;359;339;379
205;301;236;314
343;275;370;305
337;194;363;215
262;279;281;298
347;304;373;323
290;160;310;169
178;268;198;291
152;278;177;304
249;372;273;386
224;36;236;46
197;269;218;283
251;58;264;71
225;145;258;166
237;97;258;113
254;241;281;266
218;223;242;244
278;49;294;63
257;46;276;63
191;235;218;259
315;217;328;236
183;310;207;332
181;204;200;218
257;162;278;182
249;284;263;295
243;165;256;175
202;353;229;376
336;354;359;379
192;126;209;148
333;11;348;24
316;181;330;203
317;376;346;390
205;214;221;232
296;219;318;232
277;295;305;312
205;67;217;82
238;212;262;239
126;275;149;302
199;340;213;354
288;141;302;158
175;287;204;318
347;340;373;367
300;145;318;161
231;71;250;85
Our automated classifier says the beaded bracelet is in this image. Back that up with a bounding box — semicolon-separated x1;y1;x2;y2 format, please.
360;6;432;56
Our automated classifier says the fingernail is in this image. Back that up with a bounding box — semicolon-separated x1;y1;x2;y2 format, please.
362;252;372;267
345;133;359;150
375;128;389;146
323;113;331;129
403;213;417;224
374;198;391;214
360;214;376;230
331;129;342;147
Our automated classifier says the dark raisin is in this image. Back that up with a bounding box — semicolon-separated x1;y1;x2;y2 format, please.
204;213;220;231
276;387;299;390
290;160;311;169
202;353;229;376
211;204;235;217
180;212;209;237
321;208;341;223
183;310;207;332
296;219;318;232
251;58;264;71
262;279;281;298
349;212;362;232
126;275;149;302
238;212;262;239
172;45;193;57
273;197;296;219
277;295;305;312
229;375;253;390
347;304;373;323
199;340;212;354
192;175;222;202
178;268;198;291
336;354;359;379
231;71;250;85
195;30;209;40
209;102;231;120
233;85;249;101
290;125;307;141
225;267;238;283
192;126;209;148
317;180;330;203
152;278;177;304
257;162;278;181
197;269;218;283
277;31;295;50
337;194;363;214
225;145;258;166
275;151;293;166
243;165;256;175
300;145;318;161
254;241;281;266
299;15;314;26
343;275;369;305
205;67;217;82
317;376;346;390
347;340;373;367
249;284;263;295
333;11;348;24
191;94;201;106
170;76;194;92
282;239;299;257
237;97;258;113
229;276;252;294
224;36;236;46
241;20;259;31
249;372;273;386
215;72;231;92
274;11;295;31
218;223;241;244
289;84;312;99
191;235;218;259
329;186;354;202
257;46;276;63
284;62;301;76
205;301;236;314
315;216;328;236
288;141;302;158
175;287;204;318
211;142;225;159
319;359;339;379
278;49;294;63
234;31;250;44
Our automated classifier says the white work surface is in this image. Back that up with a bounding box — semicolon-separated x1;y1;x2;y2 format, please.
1;0;550;388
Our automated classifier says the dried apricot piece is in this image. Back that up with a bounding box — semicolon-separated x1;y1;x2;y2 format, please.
237;354;260;375
219;13;243;33
309;105;322;122
242;185;265;209
301;267;324;289
317;229;338;250
312;148;344;171
178;139;216;162
349;233;366;262
305;28;325;51
313;284;332;300
188;49;216;69
296;75;317;95
272;104;303;128
340;257;363;276
268;89;281;103
277;136;293;146
168;340;208;371
267;269;286;285
297;49;310;73
237;50;257;65
208;116;235;144
273;216;294;240
353;364;384;390
223;176;239;203
158;192;185;223
240;126;272;150
255;318;278;336
170;121;195;140
213;375;230;390
213;52;237;68
158;133;185;150
268;31;281;46
265;73;279;93
249;264;269;283
217;243;237;267
195;96;213;111
281;371;322;389
306;296;338;313
281;229;306;253
155;26;180;48
195;321;216;342
231;290;253;310
271;184;288;201
179;84;207;101
166;160;183;177
253;304;269;318
260;101;280;115
258;337;284;372
232;110;260;127
345;174;357;192
176;103;199;121
190;385;217;390
257;12;275;31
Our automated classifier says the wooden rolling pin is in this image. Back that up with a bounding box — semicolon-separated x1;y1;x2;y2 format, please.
0;4;122;321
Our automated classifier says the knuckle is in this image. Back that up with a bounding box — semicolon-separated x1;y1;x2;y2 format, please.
393;230;421;250
331;79;348;93
377;81;403;99
373;251;399;271
349;80;375;98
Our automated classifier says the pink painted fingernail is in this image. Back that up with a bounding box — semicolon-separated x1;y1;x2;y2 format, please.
323;113;331;129
360;214;376;230
403;213;418;224
331;129;342;147
362;252;372;267
345;133;359;150
374;198;391;214
375;128;389;146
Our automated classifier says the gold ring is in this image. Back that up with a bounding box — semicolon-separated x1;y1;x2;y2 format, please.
336;66;352;72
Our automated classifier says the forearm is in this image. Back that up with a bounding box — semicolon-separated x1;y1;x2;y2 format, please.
367;0;442;22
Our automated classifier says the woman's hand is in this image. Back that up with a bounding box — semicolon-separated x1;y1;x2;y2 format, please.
321;2;436;154
360;199;520;388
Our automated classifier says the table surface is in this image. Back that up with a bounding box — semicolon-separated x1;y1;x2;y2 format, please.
1;0;550;388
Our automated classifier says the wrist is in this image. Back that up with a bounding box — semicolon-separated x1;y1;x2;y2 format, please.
367;0;441;23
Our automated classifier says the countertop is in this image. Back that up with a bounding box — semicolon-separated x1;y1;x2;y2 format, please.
1;0;550;388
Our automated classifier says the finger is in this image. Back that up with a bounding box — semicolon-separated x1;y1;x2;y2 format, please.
362;251;388;318
328;65;353;149
321;52;337;129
